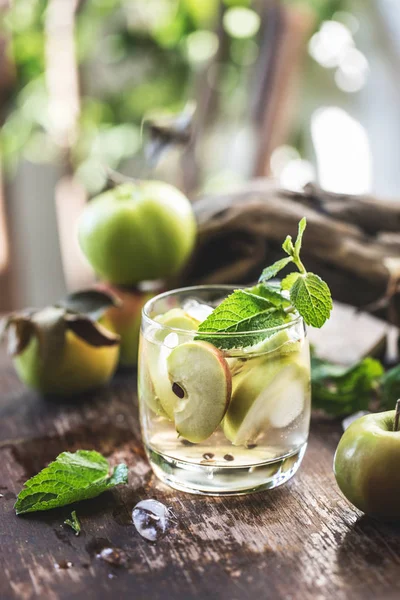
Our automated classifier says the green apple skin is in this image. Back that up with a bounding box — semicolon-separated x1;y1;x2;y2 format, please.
334;411;400;520
78;181;197;286
13;330;119;396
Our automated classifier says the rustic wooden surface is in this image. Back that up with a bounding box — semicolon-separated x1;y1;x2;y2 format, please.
1;344;400;600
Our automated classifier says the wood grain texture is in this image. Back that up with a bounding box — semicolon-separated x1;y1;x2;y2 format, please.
1;345;400;600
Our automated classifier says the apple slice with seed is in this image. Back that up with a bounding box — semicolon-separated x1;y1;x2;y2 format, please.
146;309;200;418
166;341;232;443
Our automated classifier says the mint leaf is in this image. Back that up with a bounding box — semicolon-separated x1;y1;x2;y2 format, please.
196;290;289;350
15;450;128;515
290;273;332;328
282;235;294;256
57;289;121;320
281;272;300;291
247;283;290;308
381;364;400;410
311;356;383;416
259;257;293;283
64;510;81;536
294;217;306;258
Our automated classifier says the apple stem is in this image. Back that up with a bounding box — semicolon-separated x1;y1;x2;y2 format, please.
394;399;400;432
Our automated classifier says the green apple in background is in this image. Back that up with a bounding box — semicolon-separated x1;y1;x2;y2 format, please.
78;181;197;286
334;410;400;520
97;283;156;367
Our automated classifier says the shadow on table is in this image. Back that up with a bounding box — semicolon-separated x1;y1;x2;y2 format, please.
337;514;400;572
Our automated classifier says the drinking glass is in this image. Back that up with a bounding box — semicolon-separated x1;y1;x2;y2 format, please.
138;285;311;495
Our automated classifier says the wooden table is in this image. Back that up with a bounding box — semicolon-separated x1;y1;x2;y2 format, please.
1;345;400;600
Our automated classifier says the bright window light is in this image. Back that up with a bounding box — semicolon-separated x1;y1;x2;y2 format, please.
279;160;316;192
311;107;372;194
309;21;353;68
223;7;260;39
186;31;219;63
335;47;369;93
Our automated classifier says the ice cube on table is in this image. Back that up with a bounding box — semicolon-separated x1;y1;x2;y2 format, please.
132;499;170;542
182;299;214;323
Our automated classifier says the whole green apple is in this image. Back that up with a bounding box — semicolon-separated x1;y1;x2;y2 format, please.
78;181;197;285
334;410;400;520
96;283;155;367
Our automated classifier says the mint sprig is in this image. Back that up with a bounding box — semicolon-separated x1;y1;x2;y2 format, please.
197;218;332;350
15;450;128;515
260;216;332;327
64;510;81;536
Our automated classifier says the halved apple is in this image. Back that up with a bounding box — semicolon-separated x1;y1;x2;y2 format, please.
166;340;232;443
222;354;309;446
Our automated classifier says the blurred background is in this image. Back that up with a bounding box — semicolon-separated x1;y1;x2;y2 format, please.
0;0;399;311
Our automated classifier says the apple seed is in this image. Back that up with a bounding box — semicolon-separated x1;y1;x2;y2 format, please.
172;382;185;399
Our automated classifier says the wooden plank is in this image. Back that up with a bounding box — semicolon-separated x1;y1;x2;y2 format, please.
1;347;400;600
308;301;395;365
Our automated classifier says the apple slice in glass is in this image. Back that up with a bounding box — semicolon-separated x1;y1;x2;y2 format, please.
241;329;300;356
223;354;308;446
155;308;200;331
146;308;200;418
166;341;232;443
139;351;169;418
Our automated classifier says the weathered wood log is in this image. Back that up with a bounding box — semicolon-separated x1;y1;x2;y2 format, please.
178;180;400;320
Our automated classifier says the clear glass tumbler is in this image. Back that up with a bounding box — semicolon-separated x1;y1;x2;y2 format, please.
138;285;311;495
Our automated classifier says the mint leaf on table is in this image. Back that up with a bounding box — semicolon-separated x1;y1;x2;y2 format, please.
196;289;289;350
311;356;383;416
15;450;128;515
64;510;81;536
290;273;332;328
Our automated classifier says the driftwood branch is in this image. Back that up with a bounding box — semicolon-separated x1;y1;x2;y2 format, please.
178;180;400;321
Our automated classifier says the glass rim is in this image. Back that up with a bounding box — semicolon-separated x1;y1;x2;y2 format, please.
142;284;302;337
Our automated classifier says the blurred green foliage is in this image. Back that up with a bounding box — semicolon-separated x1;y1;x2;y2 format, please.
0;0;344;193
